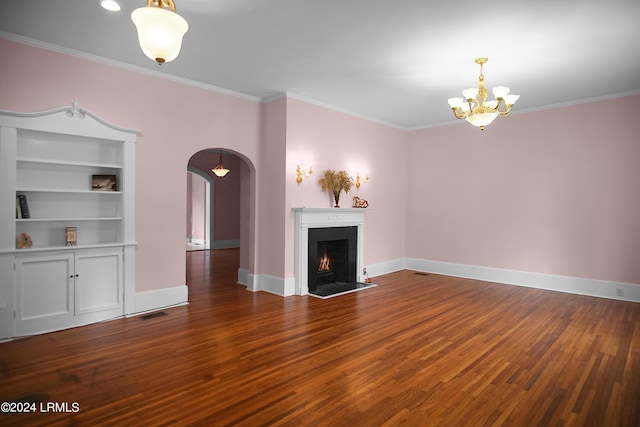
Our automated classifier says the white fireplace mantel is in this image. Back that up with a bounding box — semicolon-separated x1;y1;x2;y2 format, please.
293;207;368;295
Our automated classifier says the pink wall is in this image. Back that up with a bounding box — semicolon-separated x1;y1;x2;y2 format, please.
3;38;638;295
0;39;261;292
256;98;288;277
406;95;640;284
284;98;408;276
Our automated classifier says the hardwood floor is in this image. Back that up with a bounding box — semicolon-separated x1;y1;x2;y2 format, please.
1;248;639;426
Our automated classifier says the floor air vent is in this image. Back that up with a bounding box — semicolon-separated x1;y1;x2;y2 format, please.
141;312;167;320
414;272;430;276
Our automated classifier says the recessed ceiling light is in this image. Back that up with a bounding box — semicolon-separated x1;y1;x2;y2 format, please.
100;0;121;12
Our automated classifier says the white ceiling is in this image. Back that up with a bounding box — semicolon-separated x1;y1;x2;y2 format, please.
1;0;639;129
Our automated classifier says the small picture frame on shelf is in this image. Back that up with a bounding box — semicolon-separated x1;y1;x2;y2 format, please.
65;227;77;246
92;175;117;191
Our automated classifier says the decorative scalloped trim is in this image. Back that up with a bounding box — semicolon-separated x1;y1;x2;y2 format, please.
0;99;141;135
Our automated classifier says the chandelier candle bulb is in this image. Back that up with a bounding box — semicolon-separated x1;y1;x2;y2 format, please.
448;57;519;130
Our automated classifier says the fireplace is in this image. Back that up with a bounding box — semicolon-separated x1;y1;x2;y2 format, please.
308;226;357;292
293;208;367;295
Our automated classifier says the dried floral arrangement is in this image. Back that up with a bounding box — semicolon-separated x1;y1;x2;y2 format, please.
318;169;354;207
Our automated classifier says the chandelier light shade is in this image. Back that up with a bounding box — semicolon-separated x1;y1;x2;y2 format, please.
448;58;519;130
131;0;188;65
212;152;230;177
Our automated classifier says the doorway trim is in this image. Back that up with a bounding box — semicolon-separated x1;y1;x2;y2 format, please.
187;167;213;250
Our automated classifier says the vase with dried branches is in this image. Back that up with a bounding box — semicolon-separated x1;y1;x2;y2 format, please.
318;169;354;208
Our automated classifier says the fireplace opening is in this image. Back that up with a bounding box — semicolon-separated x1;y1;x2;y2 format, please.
308;226;358;295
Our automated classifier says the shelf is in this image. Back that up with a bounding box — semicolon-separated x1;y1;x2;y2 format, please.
16;188;122;195
1;242;137;255
17;157;122;169
16;217;122;222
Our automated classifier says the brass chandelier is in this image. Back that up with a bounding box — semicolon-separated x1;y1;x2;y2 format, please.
448;58;519;130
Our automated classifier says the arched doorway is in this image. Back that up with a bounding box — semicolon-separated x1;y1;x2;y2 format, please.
186;149;256;293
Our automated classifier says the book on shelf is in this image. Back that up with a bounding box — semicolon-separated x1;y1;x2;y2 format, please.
17;194;30;219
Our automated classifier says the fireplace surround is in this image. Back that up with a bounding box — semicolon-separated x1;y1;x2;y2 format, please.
293;208;367;295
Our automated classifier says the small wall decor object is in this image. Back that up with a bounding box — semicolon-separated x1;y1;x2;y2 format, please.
65;227;78;246
296;162;313;185
318;169;354;208
352;196;369;208
92;175;117;191
17;233;33;249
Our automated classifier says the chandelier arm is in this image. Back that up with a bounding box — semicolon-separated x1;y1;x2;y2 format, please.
467;99;476;111
451;108;467;119
498;104;513;116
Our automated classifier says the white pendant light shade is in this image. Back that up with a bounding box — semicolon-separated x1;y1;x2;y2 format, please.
447;97;463;108
462;87;479;100
504;94;520;105
492;86;510;99
466;112;498;128
212;165;230;177
131;6;188;64
212;152;230;177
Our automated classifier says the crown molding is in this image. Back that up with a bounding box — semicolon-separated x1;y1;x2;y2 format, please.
4;31;638;133
263;91;407;131
0;31;262;104
406;90;640;131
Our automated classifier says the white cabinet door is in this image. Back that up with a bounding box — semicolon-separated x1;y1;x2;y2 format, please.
15;252;75;336
75;249;122;319
14;249;124;337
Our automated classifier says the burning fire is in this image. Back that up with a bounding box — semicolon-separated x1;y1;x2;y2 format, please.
318;249;331;271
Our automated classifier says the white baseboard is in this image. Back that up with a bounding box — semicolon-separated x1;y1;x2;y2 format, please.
246;273;295;297
212;239;240;249
237;268;249;287
186;238;207;245
405;258;640;303
129;284;189;316
237;258;639;303
364;258;406;279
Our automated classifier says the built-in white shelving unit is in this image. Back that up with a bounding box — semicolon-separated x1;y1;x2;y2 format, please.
0;102;138;339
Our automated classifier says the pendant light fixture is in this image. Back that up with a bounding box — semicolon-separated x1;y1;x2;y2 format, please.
131;0;189;65
212;152;230;177
448;58;519;130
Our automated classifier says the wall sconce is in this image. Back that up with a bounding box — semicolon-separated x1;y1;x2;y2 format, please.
356;171;369;189
296;163;313;185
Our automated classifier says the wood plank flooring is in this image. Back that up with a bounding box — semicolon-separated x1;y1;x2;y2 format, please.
1;248;639;426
